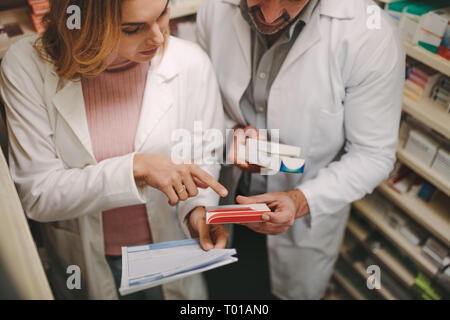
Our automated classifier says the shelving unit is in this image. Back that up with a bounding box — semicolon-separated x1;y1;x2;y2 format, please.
342;2;450;298
0;7;35;60
353;199;439;277
332;271;366;300
397;145;450;197
403;41;450;78
378;182;450;247
339;242;398;300
346;218;416;288
402;97;450;141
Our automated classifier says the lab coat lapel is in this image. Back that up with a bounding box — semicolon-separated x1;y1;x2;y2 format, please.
52;80;96;161
134;54;176;152
278;6;321;76
232;9;251;71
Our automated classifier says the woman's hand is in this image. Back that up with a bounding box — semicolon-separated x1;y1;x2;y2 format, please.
188;206;229;251
133;154;228;206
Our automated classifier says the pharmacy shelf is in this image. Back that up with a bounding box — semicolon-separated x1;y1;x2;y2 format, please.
353;261;397;300
353;199;439;277
0;7;36;60
332;271;366;300
170;0;202;20
347;218;416;288
403;97;450;141
339;244;398;300
378;182;450;248
397;145;450;197
404;41;450;78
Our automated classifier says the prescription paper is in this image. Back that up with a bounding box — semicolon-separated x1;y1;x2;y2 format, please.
119;239;237;296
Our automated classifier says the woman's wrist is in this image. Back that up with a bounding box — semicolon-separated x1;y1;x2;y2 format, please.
133;153;146;186
187;206;206;238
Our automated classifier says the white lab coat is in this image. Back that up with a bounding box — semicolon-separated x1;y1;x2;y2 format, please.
0;35;225;300
197;0;405;299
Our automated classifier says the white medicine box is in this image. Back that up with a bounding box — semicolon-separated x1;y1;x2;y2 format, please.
404;130;439;166
431;148;450;183
413;8;450;54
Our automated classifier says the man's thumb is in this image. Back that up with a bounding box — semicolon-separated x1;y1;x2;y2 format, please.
236;194;274;205
236;195;255;204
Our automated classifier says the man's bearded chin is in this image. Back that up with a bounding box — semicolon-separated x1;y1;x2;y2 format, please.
249;5;292;35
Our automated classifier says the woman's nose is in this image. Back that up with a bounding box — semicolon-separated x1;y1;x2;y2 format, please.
146;23;165;46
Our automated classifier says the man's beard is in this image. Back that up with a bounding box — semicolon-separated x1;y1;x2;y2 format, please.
248;5;292;35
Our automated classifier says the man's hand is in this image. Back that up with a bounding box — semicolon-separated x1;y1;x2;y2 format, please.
236;190;310;235
188;206;230;251
228;125;264;173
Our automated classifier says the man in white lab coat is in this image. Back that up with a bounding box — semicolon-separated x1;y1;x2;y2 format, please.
197;0;405;299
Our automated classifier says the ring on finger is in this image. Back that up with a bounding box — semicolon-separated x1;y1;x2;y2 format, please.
177;186;187;194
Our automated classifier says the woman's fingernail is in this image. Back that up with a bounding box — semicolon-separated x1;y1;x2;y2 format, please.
262;214;270;221
205;243;213;250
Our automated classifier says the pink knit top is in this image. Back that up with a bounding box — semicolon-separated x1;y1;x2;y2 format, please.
82;55;152;256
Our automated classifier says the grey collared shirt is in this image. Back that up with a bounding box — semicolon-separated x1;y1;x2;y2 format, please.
237;0;319;196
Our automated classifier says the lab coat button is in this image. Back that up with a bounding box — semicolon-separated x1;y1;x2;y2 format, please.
259;72;267;79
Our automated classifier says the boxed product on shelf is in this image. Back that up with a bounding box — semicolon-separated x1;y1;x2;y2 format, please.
364;191;391;218
430;75;450;109
28;0;49;15
435;267;450;293
430;148;450;182
431;84;449;106
398;1;449;43
405;58;416;80
385;206;408;230
421;238;448;268
438;17;450;60
417;181;437;202
436;75;450;91
412;7;450;54
413;272;442;300
28;0;50;33
385;1;414;25
403;129;439;166
399;223;427;246
0;24;6;40
388;164;419;193
404;63;441;102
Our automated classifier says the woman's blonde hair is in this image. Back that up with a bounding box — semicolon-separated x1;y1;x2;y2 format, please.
35;0;168;80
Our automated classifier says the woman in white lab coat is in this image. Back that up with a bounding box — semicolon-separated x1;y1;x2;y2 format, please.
0;0;229;299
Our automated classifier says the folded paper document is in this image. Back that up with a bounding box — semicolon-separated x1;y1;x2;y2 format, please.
206;204;271;224
119;239;237;296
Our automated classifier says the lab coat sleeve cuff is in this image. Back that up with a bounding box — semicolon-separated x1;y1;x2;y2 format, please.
297;184;318;229
105;152;147;208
